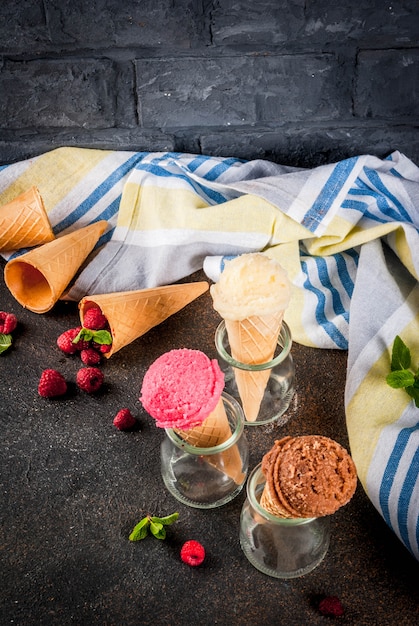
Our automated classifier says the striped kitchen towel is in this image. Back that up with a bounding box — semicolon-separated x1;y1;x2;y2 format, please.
1;147;418;559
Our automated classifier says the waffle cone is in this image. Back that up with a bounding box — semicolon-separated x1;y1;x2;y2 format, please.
225;313;284;422
4;220;107;313
175;396;245;484
79;281;209;357
259;482;292;519
0;187;54;251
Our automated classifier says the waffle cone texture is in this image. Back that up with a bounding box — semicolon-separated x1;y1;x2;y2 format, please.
225;312;284;421
79;281;209;357
0;187;54;251
4;220;107;313
175;396;245;484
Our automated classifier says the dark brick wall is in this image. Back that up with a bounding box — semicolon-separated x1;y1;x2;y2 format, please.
1;0;418;167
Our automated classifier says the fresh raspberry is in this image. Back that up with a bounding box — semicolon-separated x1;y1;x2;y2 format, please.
76;367;104;393
180;540;205;566
38;369;67;398
83;307;108;330
57;328;79;355
318;596;344;617
92;341;112;354
80;347;101;365
0;311;18;334
113;408;137;430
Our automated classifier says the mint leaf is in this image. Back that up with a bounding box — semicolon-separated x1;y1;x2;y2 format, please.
386;370;416;389
0;333;12;354
387;336;419;408
72;327;112;345
129;511;178;541
150;521;166;540
406;382;419;408
129;517;150;541
151;512;179;526
90;330;112;345
72;327;95;344
391;335;411;371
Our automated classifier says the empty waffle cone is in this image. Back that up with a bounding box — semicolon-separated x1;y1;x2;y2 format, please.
79;281;209;358
225;312;284;422
175;396;245;484
0;186;55;251
4;220;107;313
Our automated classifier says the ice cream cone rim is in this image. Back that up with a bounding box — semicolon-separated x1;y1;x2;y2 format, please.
215;319;292;370
169;392;244;453
249;464;316;524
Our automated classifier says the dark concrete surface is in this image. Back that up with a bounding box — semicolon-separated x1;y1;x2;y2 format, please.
1;262;418;626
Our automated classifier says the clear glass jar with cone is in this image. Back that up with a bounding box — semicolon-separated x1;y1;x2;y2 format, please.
239;464;330;579
215;320;295;425
161;392;249;508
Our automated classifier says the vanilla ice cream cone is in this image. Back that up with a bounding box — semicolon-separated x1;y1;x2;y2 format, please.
225;312;284;422
0;187;54;251
79;281;209;357
211;253;291;423
4;220;107;313
175;396;245;483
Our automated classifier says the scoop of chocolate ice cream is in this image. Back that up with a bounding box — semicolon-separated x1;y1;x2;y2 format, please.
260;435;357;518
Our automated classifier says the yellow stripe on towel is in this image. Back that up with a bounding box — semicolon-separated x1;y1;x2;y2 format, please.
0;147;112;213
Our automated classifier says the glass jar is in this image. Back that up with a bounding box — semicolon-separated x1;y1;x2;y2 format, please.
239;464;330;578
161;392;249;509
215;320;295;425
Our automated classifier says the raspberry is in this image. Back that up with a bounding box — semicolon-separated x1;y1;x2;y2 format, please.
113;408;137;430
38;369;67;398
83;307;108;330
57;328;79;355
318;596;344;617
180;540;205;566
92;341;112;354
76;367;104;393
80;347;101;365
0;311;18;334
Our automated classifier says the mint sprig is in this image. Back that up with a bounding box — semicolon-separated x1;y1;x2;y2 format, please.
129;512;179;541
386;335;419;407
73;327;112;345
0;333;12;354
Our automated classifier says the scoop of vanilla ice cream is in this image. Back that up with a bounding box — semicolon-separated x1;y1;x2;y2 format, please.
210;253;291;320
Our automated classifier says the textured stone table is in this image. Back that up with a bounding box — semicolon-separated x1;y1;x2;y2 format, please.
1;263;418;625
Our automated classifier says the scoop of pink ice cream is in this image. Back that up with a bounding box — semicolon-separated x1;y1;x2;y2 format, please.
140;348;225;429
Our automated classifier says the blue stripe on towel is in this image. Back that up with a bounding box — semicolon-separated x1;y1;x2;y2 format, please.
54;153;144;233
379;423;419;554
134;160;230;205
343;168;414;226
203;157;244;181
185;154;243;178
335;252;356;298
300;258;348;349
397;445;419;555
364;167;414;224
316;256;348;321
302;157;358;232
